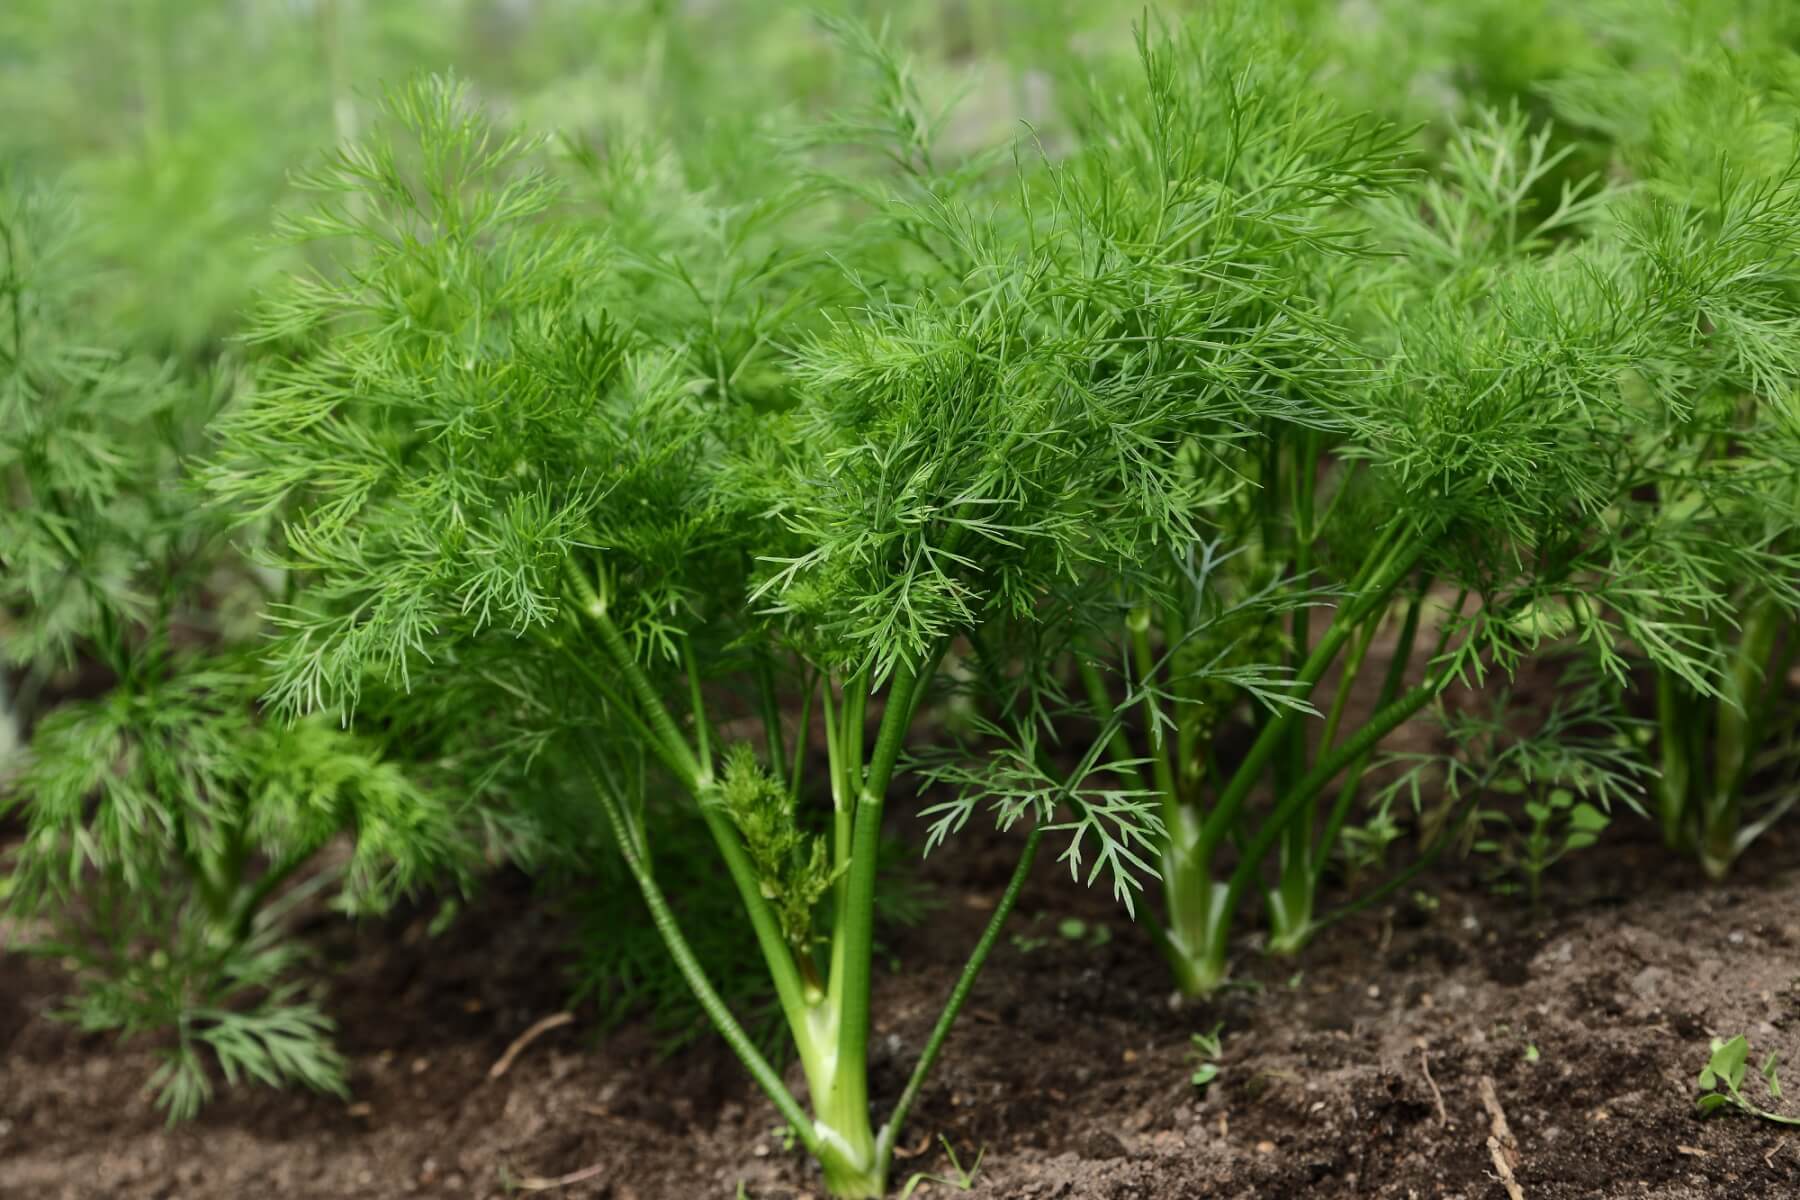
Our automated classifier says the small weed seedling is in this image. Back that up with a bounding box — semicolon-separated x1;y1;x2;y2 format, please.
1697;1036;1800;1126
1189;1024;1225;1090
897;1138;984;1199
1474;786;1611;910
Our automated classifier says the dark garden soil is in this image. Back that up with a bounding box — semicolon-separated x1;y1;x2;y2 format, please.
5;806;1800;1200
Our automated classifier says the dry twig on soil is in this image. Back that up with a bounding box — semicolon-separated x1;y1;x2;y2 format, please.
488;1012;575;1080
1479;1075;1524;1200
1417;1043;1448;1127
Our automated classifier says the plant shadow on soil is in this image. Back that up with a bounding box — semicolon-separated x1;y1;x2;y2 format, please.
4;802;1800;1198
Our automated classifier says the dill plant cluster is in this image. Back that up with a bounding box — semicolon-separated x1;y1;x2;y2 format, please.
3;1;1798;1195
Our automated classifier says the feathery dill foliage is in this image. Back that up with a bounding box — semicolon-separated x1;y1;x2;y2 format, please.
0;179;230;670
1330;0;1800;880
5;663;465;1119
0;176;470;1119
759;13;1405;684
209;77;801;726
12;1;1800;1192
1064;5;1800;995
200;10;1800;1188
1535;17;1800;877
203;21;1362;1184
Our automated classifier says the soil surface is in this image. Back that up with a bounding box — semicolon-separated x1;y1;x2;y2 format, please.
5;806;1800;1200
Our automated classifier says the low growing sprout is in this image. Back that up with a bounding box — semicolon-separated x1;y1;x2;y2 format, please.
1473;785;1611;910
4;661;469;1119
1696;1035;1800;1127
1189;1023;1225;1090
896;1138;985;1200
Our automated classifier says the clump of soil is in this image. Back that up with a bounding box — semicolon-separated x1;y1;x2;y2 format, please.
5;818;1799;1199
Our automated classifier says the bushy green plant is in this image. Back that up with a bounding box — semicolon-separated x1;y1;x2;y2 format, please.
201;54;1213;1191
10;3;1800;1192
0;172;474;1119
1305;0;1800;884
4;659;466;1118
1072;14;1800;991
1555;22;1800;880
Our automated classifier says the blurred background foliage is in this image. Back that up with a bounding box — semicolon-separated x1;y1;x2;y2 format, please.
5;0;1797;359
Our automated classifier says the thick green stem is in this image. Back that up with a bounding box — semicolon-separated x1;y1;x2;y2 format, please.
832;652;933;1173
1715;599;1780;801
1122;604;1232;991
569;573;816;1057
1160;867;1232;995
1153;533;1425;990
230;844;316;943
579;746;823;1160
1318;618;1377;758
1699;598;1783;877
1308;585;1427;899
1169;676;1443;993
1226;679;1444;931
789;665;819;805
1268;614;1376;947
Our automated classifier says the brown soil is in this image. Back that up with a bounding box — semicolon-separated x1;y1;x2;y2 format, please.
5;810;1799;1200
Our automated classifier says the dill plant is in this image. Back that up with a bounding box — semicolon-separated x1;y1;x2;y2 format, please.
1070;24;1800;989
1262;0;1800;883
11;0;1794;1185
0;175;469;1119
201;48;1229;1189
1540;10;1800;879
